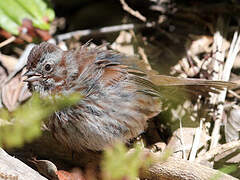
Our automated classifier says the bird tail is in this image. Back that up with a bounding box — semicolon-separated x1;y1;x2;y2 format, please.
149;75;236;100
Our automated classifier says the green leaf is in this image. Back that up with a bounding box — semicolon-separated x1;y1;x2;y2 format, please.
0;0;34;25
33;0;55;21
45;8;55;21
15;0;51;29
0;8;19;35
102;143;152;180
210;165;238;180
0;0;55;35
16;0;44;21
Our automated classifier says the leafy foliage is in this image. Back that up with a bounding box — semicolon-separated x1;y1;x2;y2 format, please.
0;0;55;35
101;143;152;180
0;92;82;147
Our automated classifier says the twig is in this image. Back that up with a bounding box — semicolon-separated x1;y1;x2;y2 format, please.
0;36;16;48
56;23;152;42
137;47;152;70
119;0;146;22
179;3;240;15
228;89;240;99
195;140;240;163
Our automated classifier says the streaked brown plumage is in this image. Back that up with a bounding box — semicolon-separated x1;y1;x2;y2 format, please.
24;42;234;152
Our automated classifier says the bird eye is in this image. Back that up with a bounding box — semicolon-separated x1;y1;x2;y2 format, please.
44;63;52;71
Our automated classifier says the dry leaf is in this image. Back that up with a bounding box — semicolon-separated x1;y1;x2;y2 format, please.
2;75;22;111
225;107;240;142
0;65;7;88
1;73;31;111
0;54;18;73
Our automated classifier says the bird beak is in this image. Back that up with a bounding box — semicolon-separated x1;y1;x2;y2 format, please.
23;70;42;82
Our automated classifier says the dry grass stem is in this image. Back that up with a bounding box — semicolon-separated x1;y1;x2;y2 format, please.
210;31;240;149
0;36;16;49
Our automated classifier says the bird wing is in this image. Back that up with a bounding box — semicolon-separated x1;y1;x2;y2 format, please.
92;49;236;99
118;55;236;98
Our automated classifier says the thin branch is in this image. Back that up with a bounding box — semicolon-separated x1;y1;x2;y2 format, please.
196;140;240;163
56;23;152;42
0;36;16;48
119;0;146;22
137;47;152;70
228;89;240;99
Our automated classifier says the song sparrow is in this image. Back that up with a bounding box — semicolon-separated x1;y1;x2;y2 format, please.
24;42;233;152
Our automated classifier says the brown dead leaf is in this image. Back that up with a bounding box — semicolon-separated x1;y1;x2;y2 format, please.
2;74;22;111
0;65;7;88
1;71;31;111
0;54;18;73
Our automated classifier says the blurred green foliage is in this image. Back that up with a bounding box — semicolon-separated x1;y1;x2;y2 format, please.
210;165;238;180
102;143;152;180
0;0;55;35
0;92;82;147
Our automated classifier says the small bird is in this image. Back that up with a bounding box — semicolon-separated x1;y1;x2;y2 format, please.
24;42;234;152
